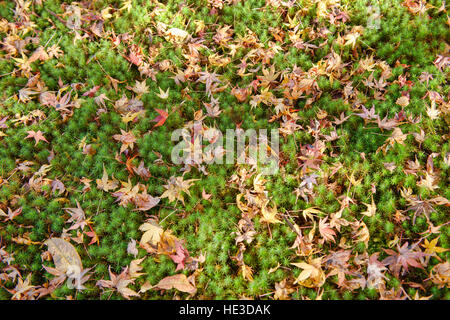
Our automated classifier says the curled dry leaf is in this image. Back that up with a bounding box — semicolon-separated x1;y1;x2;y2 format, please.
44;238;82;276
153;273;196;295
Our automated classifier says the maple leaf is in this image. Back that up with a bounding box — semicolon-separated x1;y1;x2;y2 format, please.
13;53;33;77
405;195;437;225
165;28;189;43
366;252;387;289
201;188;212;201
421;237;448;261
301;207;323;221
361;196;377;217
429;262;450;289
273;279;294;300
139;220;163;247
96;267;140;300
7;274;36;300
204;100;222;118
291;257;325;288
111;179;140;207
418;71;433;85
119;0;132;12
343;32;360;48
0;207;22;222
94;93;110;107
253;173;267;193
352;221;370;247
84;228;99;246
51;179;65;195
417;172;439;191
152;274;196;295
323;250;352;287
156;87;170;99
355;105;378;120
383;242;426;277
240;264;254;282
258;65;280;88
82;86;100;97
64;200;87;231
426;101;441;120
134;189;160;211
383;162;397;172
122;111;144;124
260;205;282;224
127;239;139;258
129;258;146;279
29;46;50;63
96;165;119;192
297;143;324;173
390;127;408;145
161;176;198;205
42;265;66;288
377;115;398;130
231;86;251;102
332;112;352;125
127;44;143;66
319;217;336;243
113;129;136;153
234;218;257;245
152;109;169;128
197;69;221;97
128;80;149;96
433;54;450;72
299;173;319;190
25;130;48;145
169;240;190;271
412;128;426;146
18;87;39;103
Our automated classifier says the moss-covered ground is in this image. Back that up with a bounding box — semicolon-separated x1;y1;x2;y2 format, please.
0;0;449;300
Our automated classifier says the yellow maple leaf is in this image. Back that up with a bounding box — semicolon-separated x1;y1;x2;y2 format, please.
122;111;144;124
96;165;119;192
418;172;439;191
361;196;377;217
139;221;163;246
261;205;282;224
344;32;360;48
302;207;323;221
291;257;325;288
422;237;448;256
240;264;254;282
426;101;441;120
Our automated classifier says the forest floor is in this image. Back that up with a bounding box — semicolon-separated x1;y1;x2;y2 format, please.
0;0;449;300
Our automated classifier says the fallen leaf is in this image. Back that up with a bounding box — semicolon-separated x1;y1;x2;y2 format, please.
153;274;196;294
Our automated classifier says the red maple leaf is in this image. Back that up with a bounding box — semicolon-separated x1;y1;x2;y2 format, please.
127;44;143;66
82;86;100;97
382;242;426;277
85;224;99;246
169;240;189;271
25;130;48;145
152;109;169;128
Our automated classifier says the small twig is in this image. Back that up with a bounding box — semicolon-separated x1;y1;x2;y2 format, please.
266;222;272;240
159;209;178;224
44;32;56;48
259;291;274;297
